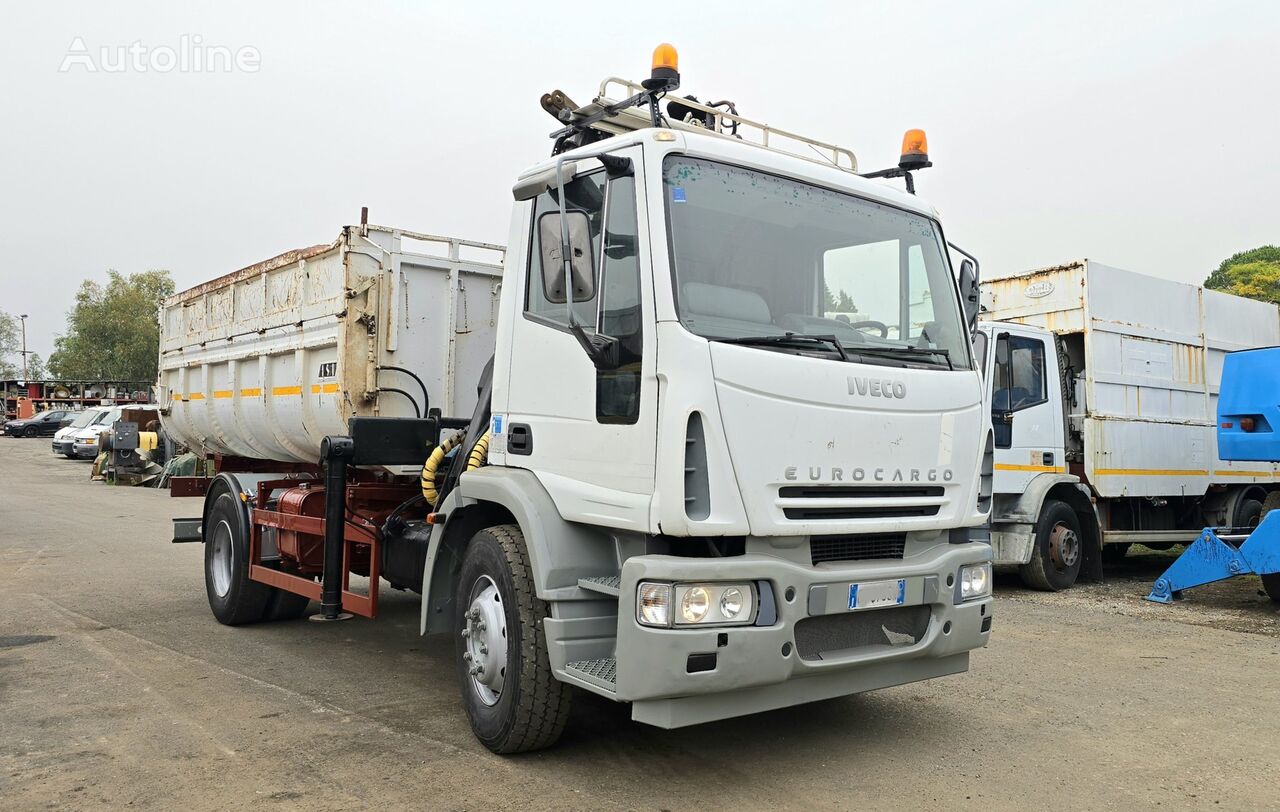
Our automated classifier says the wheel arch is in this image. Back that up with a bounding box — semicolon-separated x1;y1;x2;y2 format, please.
1044;481;1103;582
1201;484;1275;527
419;467;618;636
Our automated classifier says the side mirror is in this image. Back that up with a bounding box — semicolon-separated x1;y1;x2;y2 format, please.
537;210;595;304
958;258;980;331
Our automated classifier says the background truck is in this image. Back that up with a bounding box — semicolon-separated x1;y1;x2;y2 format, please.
161;46;995;753
977;260;1280;590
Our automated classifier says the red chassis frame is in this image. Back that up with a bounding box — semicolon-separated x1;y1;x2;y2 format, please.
246;478;419;618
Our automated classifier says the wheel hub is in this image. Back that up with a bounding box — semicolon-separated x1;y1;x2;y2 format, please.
461;575;507;706
1049;522;1080;571
210;520;234;598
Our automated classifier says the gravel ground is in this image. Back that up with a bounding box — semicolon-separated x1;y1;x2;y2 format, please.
2;438;1278;810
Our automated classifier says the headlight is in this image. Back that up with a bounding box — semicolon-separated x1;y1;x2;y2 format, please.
637;581;757;628
680;586;710;623
959;562;992;600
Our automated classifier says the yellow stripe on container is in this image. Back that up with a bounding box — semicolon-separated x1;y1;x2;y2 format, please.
994;463;1066;473
271;386;302;396
1093;468;1207;477
240;387;262;397
212;390;233;399
1212;470;1275;478
187;392;205;401
310;383;340;394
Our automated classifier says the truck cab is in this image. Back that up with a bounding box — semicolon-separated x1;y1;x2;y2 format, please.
428;59;995;749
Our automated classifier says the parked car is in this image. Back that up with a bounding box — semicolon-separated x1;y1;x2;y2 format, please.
52;407;110;456
3;409;71;438
71;405;158;459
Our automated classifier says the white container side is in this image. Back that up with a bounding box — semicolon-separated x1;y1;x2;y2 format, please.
158;224;504;464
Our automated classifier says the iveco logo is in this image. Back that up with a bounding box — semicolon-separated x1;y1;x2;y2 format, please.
848;376;906;399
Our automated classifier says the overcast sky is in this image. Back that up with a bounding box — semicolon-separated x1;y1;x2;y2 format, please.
1;0;1277;358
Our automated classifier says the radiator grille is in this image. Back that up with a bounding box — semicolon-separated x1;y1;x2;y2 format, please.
810;534;906;565
779;484;944;521
779;485;944;499
794;605;931;661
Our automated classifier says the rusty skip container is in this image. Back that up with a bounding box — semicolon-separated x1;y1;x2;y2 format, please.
158;223;504;464
981;259;1280;499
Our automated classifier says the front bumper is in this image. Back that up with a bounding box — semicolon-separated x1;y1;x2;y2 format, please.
610;542;992;727
52;439;75;454
71;442;99;459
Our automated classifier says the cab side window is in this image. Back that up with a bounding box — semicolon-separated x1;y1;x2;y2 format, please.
596;175;643;424
992;334;1047;413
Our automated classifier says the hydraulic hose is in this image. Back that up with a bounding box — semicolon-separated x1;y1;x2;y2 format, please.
465;430;492;472
420;429;493;508
421;431;465;506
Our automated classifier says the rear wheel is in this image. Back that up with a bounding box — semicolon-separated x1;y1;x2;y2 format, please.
454;524;570;753
203;490;312;624
1020;500;1083;591
1260;493;1280;602
204;491;273;625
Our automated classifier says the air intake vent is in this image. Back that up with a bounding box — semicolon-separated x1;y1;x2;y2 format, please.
684;412;710;520
810;534;906;565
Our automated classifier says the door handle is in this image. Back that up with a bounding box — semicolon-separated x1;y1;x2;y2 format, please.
508;423;532;456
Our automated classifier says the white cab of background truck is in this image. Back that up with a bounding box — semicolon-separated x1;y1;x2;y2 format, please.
977;260;1279;590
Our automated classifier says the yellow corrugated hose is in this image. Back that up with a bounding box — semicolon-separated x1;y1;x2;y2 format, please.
420;430;491;506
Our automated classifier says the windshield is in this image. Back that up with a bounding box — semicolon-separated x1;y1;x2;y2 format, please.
69;410;101;429
663;156;971;370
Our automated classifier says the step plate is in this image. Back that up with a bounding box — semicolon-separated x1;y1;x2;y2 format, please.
578;576;621;596
565;657;617;692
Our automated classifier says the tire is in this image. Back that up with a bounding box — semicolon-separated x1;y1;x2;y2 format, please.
1234;497;1263;529
203;491;273;625
1260;492;1280;602
454;524;570;753
1101;543;1131;565
1020;500;1084;591
23;426;38;438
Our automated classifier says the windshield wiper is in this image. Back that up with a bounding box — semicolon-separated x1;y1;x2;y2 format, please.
712;333;849;361
851;345;954;370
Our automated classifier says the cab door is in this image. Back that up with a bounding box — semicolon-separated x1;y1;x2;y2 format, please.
990;328;1064;495
498;148;658;531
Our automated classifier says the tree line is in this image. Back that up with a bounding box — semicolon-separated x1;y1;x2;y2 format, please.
0;270;174;382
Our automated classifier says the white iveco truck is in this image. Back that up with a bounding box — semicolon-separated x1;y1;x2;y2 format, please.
161;46;994;752
978;261;1279;590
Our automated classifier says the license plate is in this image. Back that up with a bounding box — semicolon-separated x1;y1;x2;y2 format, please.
848;578;906;611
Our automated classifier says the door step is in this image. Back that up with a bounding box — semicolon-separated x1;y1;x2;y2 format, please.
564;657;617;692
577;575;621;596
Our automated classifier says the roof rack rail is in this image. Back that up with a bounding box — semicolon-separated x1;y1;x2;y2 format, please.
557;77;858;174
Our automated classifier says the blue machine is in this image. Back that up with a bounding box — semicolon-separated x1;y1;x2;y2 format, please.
1146;347;1280;603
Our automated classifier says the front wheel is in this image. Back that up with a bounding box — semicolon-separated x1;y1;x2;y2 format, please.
1020;500;1084;591
23;426;38;438
454;525;570;753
